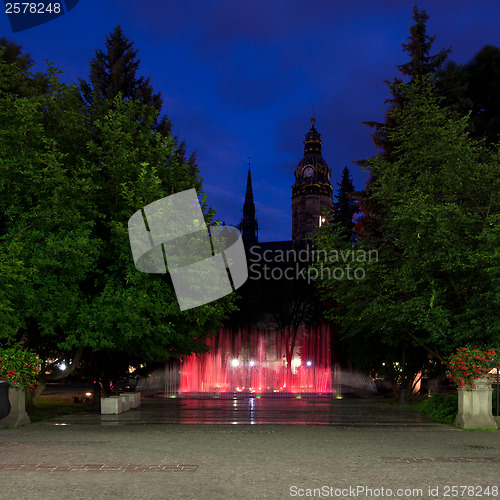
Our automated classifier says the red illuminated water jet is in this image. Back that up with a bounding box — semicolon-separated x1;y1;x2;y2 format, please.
179;323;333;395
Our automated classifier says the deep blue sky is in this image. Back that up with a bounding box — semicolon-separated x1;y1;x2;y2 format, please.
2;1;500;241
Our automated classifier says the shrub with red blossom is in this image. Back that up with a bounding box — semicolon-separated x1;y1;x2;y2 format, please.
446;346;498;388
0;346;41;391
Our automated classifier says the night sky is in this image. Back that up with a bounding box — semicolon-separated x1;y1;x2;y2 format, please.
2;1;500;242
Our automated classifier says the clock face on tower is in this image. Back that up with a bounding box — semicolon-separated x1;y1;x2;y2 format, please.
303;166;314;178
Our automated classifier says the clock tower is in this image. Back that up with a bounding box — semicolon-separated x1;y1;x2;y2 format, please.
292;117;333;243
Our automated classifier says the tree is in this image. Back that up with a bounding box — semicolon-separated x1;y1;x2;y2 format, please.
341;7;458;401
332;166;359;242
361;6;451;158
79;24;171;136
366;79;500;352
315;78;500;401
0;54;234;401
0;40;48;96
464;45;500;140
0;38;33;70
357;7;452;242
78;25;201;216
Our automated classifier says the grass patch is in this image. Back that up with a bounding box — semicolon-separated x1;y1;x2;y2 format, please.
28;398;97;423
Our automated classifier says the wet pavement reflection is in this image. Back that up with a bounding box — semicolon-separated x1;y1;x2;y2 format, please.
42;394;448;428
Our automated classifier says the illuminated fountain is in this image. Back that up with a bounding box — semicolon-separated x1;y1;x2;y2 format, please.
178;323;333;396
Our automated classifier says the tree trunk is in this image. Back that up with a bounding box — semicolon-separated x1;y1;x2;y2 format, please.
43;346;84;382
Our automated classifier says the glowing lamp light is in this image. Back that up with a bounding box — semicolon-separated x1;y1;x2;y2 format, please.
58;362;67;371
306;361;312;367
230;358;240;368
85;392;92;397
249;360;256;367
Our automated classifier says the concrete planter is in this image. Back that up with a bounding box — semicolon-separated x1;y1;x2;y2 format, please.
121;392;141;408
0;386;30;427
455;376;498;429
120;394;130;412
0;381;10;420
100;396;122;415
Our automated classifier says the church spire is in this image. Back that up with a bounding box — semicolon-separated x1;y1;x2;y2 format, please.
244;158;253;204
240;157;258;246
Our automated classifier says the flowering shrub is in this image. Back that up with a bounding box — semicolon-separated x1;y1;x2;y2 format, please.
446;346;498;388
0;346;42;391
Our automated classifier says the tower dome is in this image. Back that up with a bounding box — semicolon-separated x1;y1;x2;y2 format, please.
292;117;333;243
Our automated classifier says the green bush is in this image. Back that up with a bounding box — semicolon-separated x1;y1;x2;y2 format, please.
415;393;458;425
412;388;499;424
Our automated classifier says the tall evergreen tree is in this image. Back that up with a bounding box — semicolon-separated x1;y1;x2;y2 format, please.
79;25;201;179
357;6;451;241
354;8;453;401
362;6;451;158
332;166;359;242
79;25;171;136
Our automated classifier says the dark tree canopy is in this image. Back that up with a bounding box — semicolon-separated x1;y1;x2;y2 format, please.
462;45;500;141
0;38;50;96
0;37;33;70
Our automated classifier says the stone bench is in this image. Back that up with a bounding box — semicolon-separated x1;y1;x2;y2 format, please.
100;392;141;414
100;396;122;415
121;391;141;408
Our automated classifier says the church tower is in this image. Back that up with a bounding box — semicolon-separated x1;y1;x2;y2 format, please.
292;117;333;243
240;160;258;246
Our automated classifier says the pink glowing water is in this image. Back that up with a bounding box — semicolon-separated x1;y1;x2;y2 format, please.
179;323;333;394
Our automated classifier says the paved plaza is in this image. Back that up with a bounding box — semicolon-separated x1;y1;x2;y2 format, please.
0;396;499;500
